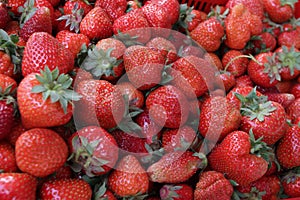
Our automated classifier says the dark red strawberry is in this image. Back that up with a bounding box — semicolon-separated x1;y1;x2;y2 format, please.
0;141;17;172
235;75;254;88
95;0;127;21
264;92;295;108
291;83;300;98
287;98;300;123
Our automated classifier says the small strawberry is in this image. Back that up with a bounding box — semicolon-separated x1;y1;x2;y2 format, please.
204;52;223;70
94;182;117;200
221;50;249;77
6;118;27;146
252;32;277;53
108;155;150;197
286;98;300;123
278;28;300;49
262;0;297;23
40;178;92;200
64;0;92;16
0;4;11;29
16;128;68;177
194;171;233;200
0;173;37;200
7;0;27;16
95;0;127;21
235;75;254;88
0;141;17;173
282;167;300;198
160;184;193;200
218;71;236;92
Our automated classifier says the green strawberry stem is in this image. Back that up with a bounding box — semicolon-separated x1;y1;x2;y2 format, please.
263;53;282;83
172;3;195;32
277;45;300;76
280;0;298;9
18;0;37;28
31;66;82;113
249;129;272;162
224;54;261;72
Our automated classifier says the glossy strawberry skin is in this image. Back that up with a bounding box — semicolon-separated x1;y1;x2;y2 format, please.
142;3;172;28
278;29;300;49
0;51;15;78
222;50;249;77
147;0;180;25
226;86;262;109
226;0;264;19
0;101;14;139
0;141;17;172
117;82;144;108
64;0;92;16
95;0;127;21
261;0;294;23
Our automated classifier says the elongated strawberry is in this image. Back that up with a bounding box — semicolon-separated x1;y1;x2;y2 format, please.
95;0;127;21
262;0;297;23
194;171;233;200
160;184;193;200
147;151;207;183
0;141;17;173
0;173;37;200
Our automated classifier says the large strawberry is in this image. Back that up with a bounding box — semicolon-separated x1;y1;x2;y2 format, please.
16;128;68;177
194;171;233;200
17;67;81;129
262;0;296;23
160;184;193;200
40;178;92;200
108;155;150;197
147;151;207;183
68;126;119;176
0;173;37;200
0;141;17;172
95;0;127;21
208;131;269;186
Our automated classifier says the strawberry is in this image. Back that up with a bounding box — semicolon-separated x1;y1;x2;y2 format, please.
286;98;300;123
95;0;127;21
226;0;264;19
16;128;68;177
194;171;233;200
147;0;180;25
40;178;92;200
276;125;300;169
69;126;119;176
278;28;300;49
226;86;262;109
146;85;189;129
0;173;37;200
56;30;90;59
117;82;144;109
94;182;117;200
291;83;300;98
80;7;113;40
235;75;254;88
262;0;296;23
64;0;92;16
218;71;236;92
187;9;207;32
0;141;17;172
208;131;269;186
190;17;224;52
236;175;281;200
17;67;81;129
252;32;277;53
221;50;249;77
264;92;295;108
22;32;74;77
160;184;193;200
6;118;27;146
123;46;165;90
108;155;150;197
282;167;300;198
49;165;73;180
147;151;207;183
7;0;27;16
142;3;172;28
0;4;11;29
199;96;241;142
204;52;223;70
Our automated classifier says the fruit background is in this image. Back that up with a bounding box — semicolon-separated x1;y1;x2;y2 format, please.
0;0;300;199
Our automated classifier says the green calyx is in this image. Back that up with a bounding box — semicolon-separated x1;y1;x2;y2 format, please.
233;187;266;200
249;129;272;162
277;45;300;76
193;152;208;170
82;46;122;78
235;87;276;122
160;185;183;200
173;3;195;31
113;31;143;47
31;66;82;113
280;0;298;9
18;0;37;28
263;53;282;83
57;2;84;33
207;5;229;25
282;167;300;184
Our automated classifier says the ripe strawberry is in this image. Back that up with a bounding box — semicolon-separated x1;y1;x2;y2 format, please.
64;0;92;16
0;85;15;139
204;52;223;70
218;71;236;92
123;46;165;90
278;28;300;49
146;85;189;129
199;96;241;142
291;83;300;98
95;0;127;21
142;3;172;28
194;171;233;200
80;7;113;40
236;175;281;200
208;131;269;186
16;128;68;177
190;17;224;52
69;126;119;176
287;98;300;123
0;141;17;172
235;75;254;88
108;155;150;197
226;0;264;19
0;4;11;29
226;86;262;109
49;165;73;180
7;0;27;16
40;178;92;200
221;50;249;77
187;9;207;32
17;67;81;129
262;0;296;23
56;30;90;59
6;118;27;146
147;151;207;183
252;32;277;53
160;184;193;200
0;173;37;200
147;0;180;25
264;92;295;108
117;82;144;109
276;125;300;169
282;167;300;198
94;182;117;200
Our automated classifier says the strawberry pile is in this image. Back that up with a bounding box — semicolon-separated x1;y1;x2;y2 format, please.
0;0;300;199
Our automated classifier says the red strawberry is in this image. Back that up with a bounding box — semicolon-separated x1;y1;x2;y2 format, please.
69;126;119;176
187;9;207;32
194;171;233;200
147;0;180;25
40;178;92;200
221;50;249;77
15;128;68;177
199;96;241;142
95;0;127;21
264;92;295;108
287;98;300;123
94;182;117;200
0;51;15;78
235;75;254;88
7;0;26;16
278;28;300;49
226;0;264;19
0;173;37;200
117;82;144;109
17;67;80;129
49;165;73;180
208;131;269;186
204;52;223;70
142;3;172;28
218;71;236;92
146;85;189;129
252;32;277;53
262;0;296;23
226;86;262;109
147;151;207;183
6;118;27;146
276;125;300;169
64;0;92;16
0;4;11;29
282;167;300;198
0;141;17;172
291;83;300;98
160;184;193;200
108;155;150;197
80;7;113;40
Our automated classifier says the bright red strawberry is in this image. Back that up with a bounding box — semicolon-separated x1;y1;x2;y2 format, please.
0;141;17;173
194;171;233;200
142;3;172;28
0;4;11;29
208;131;269;186
278;28;300;49
204;52;223;70
117;82;144;109
108;155;150;197
262;0;296;23
252;32;277;53
235;75;254;88
80;7;113;40
226;0;264;19
17;67;80;129
69;126;119;176
147;0;180;25
291;83;300;98
222;50;249;77
7;0;26;16
276;125;300;169
199;96;241;142
0;173;37;200
95;0;127;21
287;98;300;123
146;85;189;129
160;184;193;200
218;71;236;92
147;151;207;183
187;9;207;32
40;178;92;200
226;86;262;109
15;128;68;177
282;167;300;198
190;17;224;52
123;46;165;90
22;32;74;77
264;92;295;108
